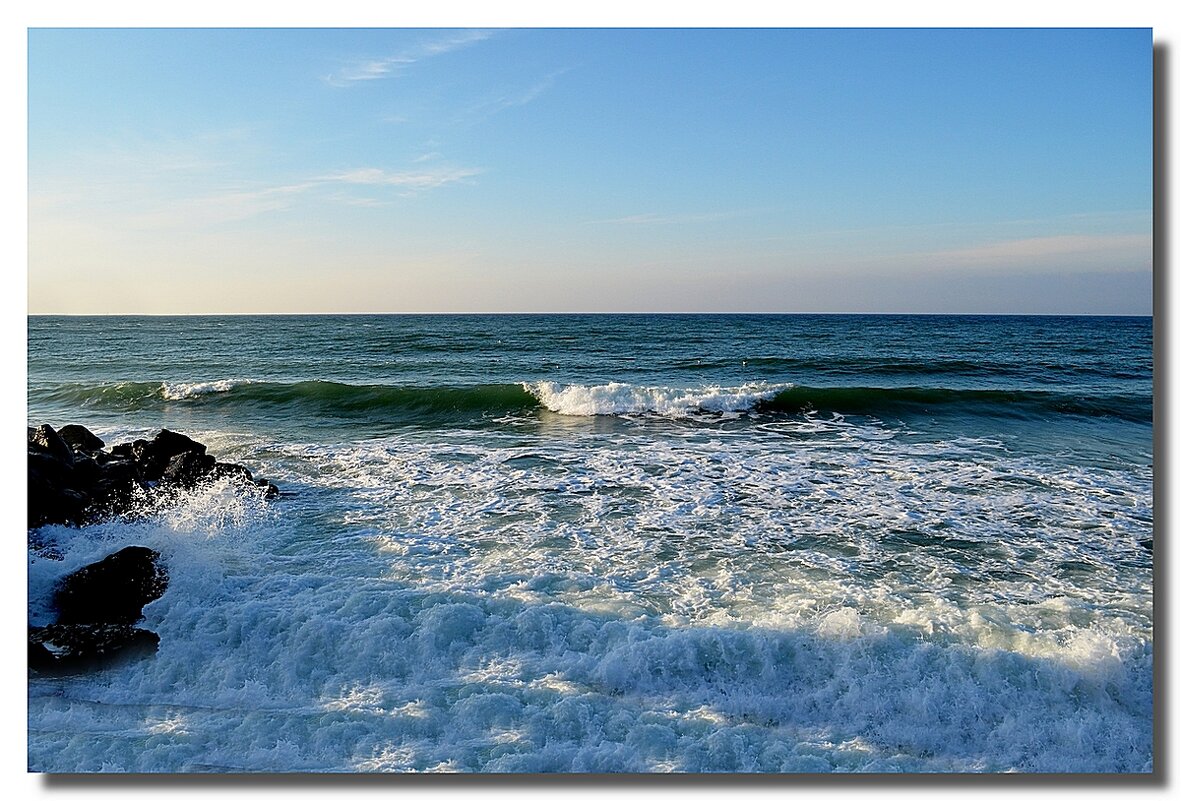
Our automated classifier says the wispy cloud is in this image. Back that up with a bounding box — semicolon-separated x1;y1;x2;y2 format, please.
109;164;481;229
129;181;321;227
585;209;757;226
928;233;1151;268
464;69;568;120
319;166;482;191
325;30;495;87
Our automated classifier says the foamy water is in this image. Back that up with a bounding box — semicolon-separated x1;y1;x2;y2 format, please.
27;313;1154;773
525;381;791;417
28;416;1152;773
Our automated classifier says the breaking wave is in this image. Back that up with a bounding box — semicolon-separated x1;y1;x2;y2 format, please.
31;379;1151;423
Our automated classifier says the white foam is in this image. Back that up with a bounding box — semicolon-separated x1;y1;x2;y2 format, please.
160;379;243;401
28;421;1153;773
524;381;790;417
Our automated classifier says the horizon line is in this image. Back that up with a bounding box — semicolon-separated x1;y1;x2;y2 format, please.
26;311;1153;318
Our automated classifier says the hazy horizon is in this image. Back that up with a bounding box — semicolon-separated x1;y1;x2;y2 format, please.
24;310;1155;318
28;28;1153;315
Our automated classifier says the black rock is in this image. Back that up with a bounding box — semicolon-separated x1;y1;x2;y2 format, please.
58;424;105;454
28;447;77;489
86;458;148;520
161;449;216;488
29;426;280;530
69;452;102;488
54;546;168;625
153;429;208;458
28;638;57;672
109;442;136;460
28;424;74;465
130;429;209;481
27;452;86;528
209;462;254;482
29;623;160;673
27;426;283;674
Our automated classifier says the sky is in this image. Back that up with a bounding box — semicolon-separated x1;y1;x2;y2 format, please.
26;27;1153;314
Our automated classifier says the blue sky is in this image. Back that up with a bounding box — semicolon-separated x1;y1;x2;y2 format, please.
27;27;1153;313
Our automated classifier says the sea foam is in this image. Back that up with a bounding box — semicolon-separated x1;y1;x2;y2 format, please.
28;420;1153;773
525;381;790;417
160;380;244;401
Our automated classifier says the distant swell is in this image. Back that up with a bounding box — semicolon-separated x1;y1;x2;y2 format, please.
37;380;540;419
33;380;1151;423
756;385;1152;422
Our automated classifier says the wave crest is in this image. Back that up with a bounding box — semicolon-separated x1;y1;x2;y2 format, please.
160;380;244;400
524;381;791;417
32;379;1151;423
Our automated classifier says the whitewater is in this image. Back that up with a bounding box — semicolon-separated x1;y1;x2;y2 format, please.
27;314;1153;773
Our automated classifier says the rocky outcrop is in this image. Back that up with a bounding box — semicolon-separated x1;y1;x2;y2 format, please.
28;425;279;674
53;545;169;624
27;424;279;529
29;546;168;674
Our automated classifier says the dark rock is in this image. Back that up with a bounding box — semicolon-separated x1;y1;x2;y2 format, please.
130;430;208;481
86;458;148;520
58;424;105;454
152;429;208;458
28;424;74;465
29;623;160;674
28;638;57;672
209;462;254;482
110;442;136;460
161;449;216;488
208;461;280;497
28;448;77;489
29;546;169;673
54;546;168;625
27;426;283;674
69;452;102;488
29;425;279;530
27;457;87;528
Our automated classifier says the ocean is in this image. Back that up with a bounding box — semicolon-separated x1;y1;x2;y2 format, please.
26;313;1154;773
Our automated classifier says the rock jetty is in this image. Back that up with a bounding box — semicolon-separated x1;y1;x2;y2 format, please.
28;424;278;529
28;424;279;673
29;546;168;673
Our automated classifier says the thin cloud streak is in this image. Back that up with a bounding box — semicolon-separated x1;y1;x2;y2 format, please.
585;209;759;226
111;164;482;228
324;30;495;87
463;69;569;121
928;233;1151;267
320;166;482;190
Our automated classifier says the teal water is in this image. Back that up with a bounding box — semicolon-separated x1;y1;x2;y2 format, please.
27;314;1154;772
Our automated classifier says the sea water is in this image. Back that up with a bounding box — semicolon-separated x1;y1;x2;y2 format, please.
26;314;1153;772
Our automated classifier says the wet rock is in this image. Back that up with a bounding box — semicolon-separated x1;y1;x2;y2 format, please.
29;546;169;674
135;429;208;481
161;449;217;488
29;623;160;674
27;426;280;674
27;425;279;528
87;459;148;520
27;449;85;528
58;424;105;455
209;462;255;482
54;546;168;625
29;424;74;465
